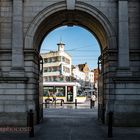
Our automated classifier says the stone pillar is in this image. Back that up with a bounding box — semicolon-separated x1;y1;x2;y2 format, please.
11;0;24;75
117;0;131;76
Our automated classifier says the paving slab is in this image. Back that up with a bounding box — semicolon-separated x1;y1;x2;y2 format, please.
0;106;140;140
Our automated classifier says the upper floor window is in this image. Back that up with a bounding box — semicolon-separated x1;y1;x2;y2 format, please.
63;66;70;73
44;68;48;72
44;58;47;63
57;56;61;62
61;56;70;64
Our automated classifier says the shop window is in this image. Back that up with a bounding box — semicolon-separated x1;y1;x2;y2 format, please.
55;86;65;97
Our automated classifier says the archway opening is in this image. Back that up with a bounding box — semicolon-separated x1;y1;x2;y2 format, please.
40;25;100;112
25;9;116;124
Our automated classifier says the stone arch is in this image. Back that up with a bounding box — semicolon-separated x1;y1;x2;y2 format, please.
24;1;118;125
24;1;117;52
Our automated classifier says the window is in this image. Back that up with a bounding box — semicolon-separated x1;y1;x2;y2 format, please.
67;86;73;101
44;58;48;63
53;67;57;72
43;86;65;97
43;86;54;96
55;86;65;97
48;68;50;72
63;66;70;73
57;56;61;62
62;56;65;62
77;90;86;97
66;58;70;64
47;58;51;63
44;68;48;72
52;57;56;62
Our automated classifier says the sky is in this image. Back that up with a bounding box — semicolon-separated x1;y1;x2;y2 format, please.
40;26;100;70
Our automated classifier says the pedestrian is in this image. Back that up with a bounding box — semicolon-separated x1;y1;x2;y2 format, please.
52;92;56;103
91;94;96;107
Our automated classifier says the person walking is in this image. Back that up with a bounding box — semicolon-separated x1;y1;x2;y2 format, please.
91;94;96;107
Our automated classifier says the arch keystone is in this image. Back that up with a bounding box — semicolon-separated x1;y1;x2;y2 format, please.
66;0;76;10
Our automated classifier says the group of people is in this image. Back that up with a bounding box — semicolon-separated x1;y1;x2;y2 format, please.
45;90;57;103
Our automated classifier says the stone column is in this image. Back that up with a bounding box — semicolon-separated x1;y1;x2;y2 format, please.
117;0;131;76
11;0;24;75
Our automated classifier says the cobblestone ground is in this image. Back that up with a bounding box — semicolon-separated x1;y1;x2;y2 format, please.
0;101;140;140
38;108;104;140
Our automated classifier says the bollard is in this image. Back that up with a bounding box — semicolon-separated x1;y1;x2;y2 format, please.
41;103;43;121
60;99;63;106
90;99;93;109
45;99;48;108
75;99;77;108
47;100;49;108
102;107;105;124
28;109;34;137
54;99;56;105
108;111;113;138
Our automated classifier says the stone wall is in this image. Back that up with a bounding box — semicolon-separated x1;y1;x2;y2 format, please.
0;0;140;126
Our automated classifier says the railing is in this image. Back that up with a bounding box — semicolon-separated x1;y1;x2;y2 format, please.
44;99;64;107
43;99;96;109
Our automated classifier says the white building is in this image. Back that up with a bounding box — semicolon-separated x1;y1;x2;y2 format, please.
72;63;94;90
41;42;72;82
72;65;85;82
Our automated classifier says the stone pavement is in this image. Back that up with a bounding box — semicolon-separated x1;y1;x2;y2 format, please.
0;105;140;140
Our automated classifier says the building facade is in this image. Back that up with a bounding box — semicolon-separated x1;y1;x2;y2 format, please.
72;63;94;91
72;65;85;83
93;68;99;89
0;0;140;126
41;42;72;82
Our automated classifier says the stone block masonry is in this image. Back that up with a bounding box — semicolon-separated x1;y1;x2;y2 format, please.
0;0;140;126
